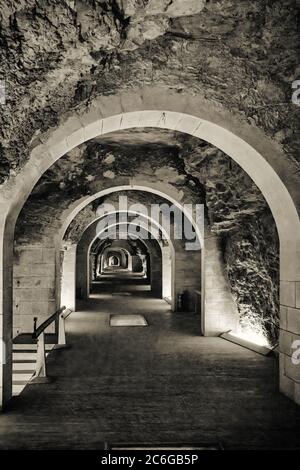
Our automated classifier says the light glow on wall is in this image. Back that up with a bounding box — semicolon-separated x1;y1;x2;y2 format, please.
232;329;270;348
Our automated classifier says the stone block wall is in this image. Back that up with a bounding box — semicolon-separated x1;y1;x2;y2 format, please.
279;282;300;405
174;251;201;312
150;253;162;298
204;234;238;335
13;245;56;335
60;245;76;311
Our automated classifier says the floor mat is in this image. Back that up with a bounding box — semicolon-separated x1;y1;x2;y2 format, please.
109;314;148;327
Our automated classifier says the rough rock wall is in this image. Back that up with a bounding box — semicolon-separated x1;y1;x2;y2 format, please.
14;138;204;243
181;136;279;345
224;213;279;346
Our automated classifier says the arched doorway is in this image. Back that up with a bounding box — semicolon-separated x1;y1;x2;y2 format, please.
0;89;299;407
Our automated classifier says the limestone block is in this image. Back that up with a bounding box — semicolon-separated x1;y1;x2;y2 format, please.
140;87;188;113
174;115;202;136
205;275;228;290
279;329;300;357
14;263;55;277
279;370;295;401
120;91;144;113
78;109;103;142
296;282;300;309
204;319;222;336
280;306;288;329
45;136;68;161
280;281;296;308
42;248;56;263
158;111;187;131
16;300;56;317
119;111;143;131
280;241;300;282
14;288;55;302
284;354;300;382
29;145;54;176
65;127;85;152
14;276;55;289
102;115;123;135
286;307;300;335
14;247;43;265
10;164;43;206
94;94;123;118
139;110;167;129
43;115;84;158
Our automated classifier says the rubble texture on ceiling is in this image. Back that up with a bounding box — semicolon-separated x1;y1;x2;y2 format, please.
14;133;204;244
64;190;180;245
0;0;299;184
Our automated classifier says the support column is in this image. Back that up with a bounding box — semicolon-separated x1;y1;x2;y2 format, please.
0;219;13;409
279;280;300;405
13;245;56;334
174;249;201;312
61;244;77;311
162;246;172;300
76;244;89;302
150;253;162;297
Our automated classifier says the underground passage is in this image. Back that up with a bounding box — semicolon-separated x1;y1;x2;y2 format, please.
0;0;300;453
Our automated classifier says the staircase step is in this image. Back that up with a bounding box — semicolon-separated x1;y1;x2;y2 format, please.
13;352;52;362
13;379;29;385
13;344;55;351
13;363;36;371
13;372;33;381
12;342;56;396
13;352;37;361
13;360;36;364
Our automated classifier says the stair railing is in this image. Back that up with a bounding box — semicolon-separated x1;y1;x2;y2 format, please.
31;306;71;384
55;308;72;350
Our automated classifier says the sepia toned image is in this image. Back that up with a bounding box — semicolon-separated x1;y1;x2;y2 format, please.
0;0;299;455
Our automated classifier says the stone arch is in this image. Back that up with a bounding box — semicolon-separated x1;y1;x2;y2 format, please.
66;209;175;307
68;217;176;311
86;222;164;301
0;87;299;406
99;247;129;271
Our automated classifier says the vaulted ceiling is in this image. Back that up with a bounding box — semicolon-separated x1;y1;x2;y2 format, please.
0;0;299;183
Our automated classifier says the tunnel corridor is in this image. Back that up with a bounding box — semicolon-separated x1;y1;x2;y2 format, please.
3;288;300;450
1;1;300;454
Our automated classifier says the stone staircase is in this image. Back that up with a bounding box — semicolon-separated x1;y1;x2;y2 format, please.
12;343;55;396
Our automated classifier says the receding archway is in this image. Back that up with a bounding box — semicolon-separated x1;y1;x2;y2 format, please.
72;218;176;311
0;88;299;407
61;208;177;312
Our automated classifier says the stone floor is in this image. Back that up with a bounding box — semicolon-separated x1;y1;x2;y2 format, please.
1;287;300;450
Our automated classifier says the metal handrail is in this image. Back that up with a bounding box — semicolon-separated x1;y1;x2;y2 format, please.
32;306;66;340
31;305;72;383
